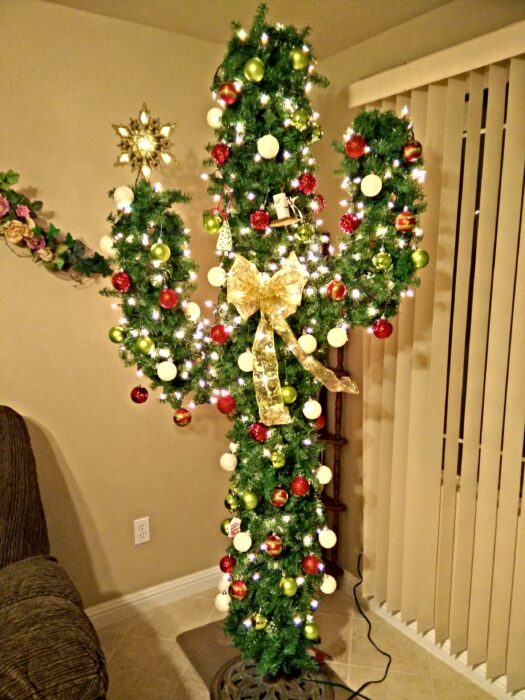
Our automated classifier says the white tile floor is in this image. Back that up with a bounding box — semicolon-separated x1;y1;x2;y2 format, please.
98;587;494;699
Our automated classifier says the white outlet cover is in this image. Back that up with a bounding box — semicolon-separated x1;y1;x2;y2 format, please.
134;516;150;545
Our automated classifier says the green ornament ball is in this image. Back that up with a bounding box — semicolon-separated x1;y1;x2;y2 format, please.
303;622;320;641
270;451;285;469
291;109;310;131
279;577;298;597
149;273;165;288
241;491;259;510
220;518;231;536
412;249;430;269
296;223;314;241
281;385;298;404
310;125;323;143
203;213;222;234
244;57;264;82
135;336;155;354
224;492;238;511
150;242;171;262
290;47;309;70
254;613;267;630
108;326;125;343
373;251;393;270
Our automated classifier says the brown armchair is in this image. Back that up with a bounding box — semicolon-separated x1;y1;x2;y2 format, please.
0;406;108;699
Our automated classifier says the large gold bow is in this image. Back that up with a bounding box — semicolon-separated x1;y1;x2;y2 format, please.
227;253;359;426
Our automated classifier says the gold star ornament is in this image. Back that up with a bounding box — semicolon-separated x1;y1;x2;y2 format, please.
112;104;175;178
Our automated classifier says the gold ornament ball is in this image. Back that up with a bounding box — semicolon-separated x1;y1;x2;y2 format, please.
254;613;267;630
150;243;171;262
203;213;222;234
224;492;238;511
244;57;265;82
291;109;310;131
373;251;392;270
270;451;285;469
220;518;231;536
279;577;298;597
304;622;320;640
310;125;323;143
296;223;314;241
135;336;155;354
281;385;297;404
241;491;259;510
108;326;125;343
290;47;309;70
412;249;430;269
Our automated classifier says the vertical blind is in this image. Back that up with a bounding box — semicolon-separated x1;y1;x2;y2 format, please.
360;56;525;693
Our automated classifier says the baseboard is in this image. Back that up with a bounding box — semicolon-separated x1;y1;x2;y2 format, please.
341;570;523;700
85;565;220;630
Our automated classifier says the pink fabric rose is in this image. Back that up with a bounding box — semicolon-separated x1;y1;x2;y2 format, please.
16;204;31;219
25;234;46;251
0;195;10;218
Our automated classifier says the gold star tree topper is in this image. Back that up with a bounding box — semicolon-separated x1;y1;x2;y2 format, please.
112;104;175;178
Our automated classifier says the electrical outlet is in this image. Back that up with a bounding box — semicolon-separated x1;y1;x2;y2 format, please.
134;516;150;545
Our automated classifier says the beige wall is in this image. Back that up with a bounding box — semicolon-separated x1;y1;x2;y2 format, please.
2;0;524;605
315;0;525;576
0;0;227;607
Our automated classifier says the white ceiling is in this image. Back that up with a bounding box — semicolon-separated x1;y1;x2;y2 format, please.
43;0;451;59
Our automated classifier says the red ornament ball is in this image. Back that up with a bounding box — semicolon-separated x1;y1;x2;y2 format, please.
298;172;317;195
250;209;270;231
158;288;179;310
326;279;347;301
339;213;360;234
217;394;236;415
211;143;231;165
403;140;423;162
265;534;283;557
219;554;236;573
210;324;230;344
130;386;148;404
112;271;132;292
344;134;367;158
271;488;289;508
248;422;268;443
395;211;417;233
301;554;321;575
291;476;309;497
313;194;326;213
316;415;326;431
229;579;248;600
173;407;192;427
218;81;239;105
373;318;393;339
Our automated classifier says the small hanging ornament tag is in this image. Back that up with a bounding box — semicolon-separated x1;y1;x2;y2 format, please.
216;218;232;251
228;517;242;538
270;193;300;228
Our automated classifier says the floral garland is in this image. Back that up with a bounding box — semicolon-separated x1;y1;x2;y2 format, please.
0;170;111;278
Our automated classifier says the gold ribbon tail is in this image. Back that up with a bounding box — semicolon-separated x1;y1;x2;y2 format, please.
252;312;292;426
274;319;360;395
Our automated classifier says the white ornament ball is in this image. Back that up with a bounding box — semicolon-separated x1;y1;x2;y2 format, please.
233;531;252;552
207;107;223;129
320;574;337;595
238;351;254;372
298;334;317;354
257;134;280;159
99;235;116;257
185;302;201;321
220;453;238;472
327;327;347;348
113;185;134;208
360;173;383;197
318;529;337;549
303;400;322;420
156;361;178;382
229;442;239;454
207;266;227;287
316;465;333;485
214;592;231;612
217;577;230;593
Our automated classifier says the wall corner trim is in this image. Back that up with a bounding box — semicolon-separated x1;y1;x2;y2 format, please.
348;20;525;107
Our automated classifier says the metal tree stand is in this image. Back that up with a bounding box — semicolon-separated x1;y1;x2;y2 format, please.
210;657;335;699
